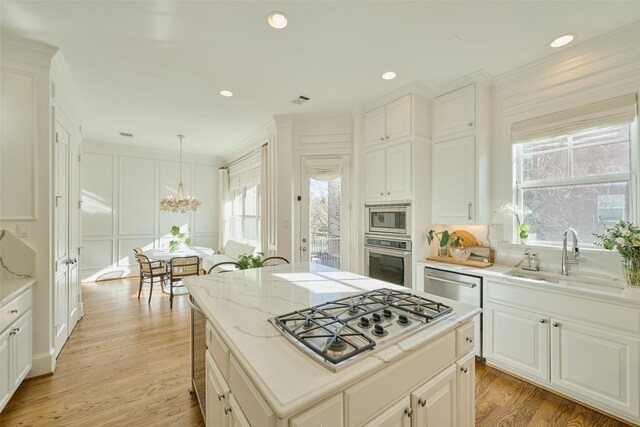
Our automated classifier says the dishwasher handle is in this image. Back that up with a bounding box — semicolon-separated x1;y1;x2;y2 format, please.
424;274;478;288
189;297;205;315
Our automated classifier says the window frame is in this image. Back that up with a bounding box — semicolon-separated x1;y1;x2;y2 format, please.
227;183;261;250
511;120;639;247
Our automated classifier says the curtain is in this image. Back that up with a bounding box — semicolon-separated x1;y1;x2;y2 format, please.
260;143;270;256
511;93;637;144
305;158;343;181
217;167;229;251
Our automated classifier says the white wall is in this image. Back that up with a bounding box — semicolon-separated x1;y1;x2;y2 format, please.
81;141;221;281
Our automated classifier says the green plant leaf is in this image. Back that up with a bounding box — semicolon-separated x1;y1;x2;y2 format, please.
170;225;180;236
440;231;451;248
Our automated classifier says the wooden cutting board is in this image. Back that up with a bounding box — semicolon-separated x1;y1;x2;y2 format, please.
450;230;479;247
426;256;493;268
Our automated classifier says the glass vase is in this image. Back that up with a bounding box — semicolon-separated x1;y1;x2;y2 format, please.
438;246;448;258
621;258;640;287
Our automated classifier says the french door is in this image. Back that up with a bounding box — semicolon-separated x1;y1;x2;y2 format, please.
298;156;351;270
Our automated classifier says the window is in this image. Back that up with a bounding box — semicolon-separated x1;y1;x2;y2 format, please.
226;183;261;249
515;123;632;244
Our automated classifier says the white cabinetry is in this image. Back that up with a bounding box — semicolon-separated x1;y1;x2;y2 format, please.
484;279;640;423
430;79;491;225
205;351;250;427
432;135;477;224
290;394;343;427
364;396;412;427
433;84;476;138
456;352;475;427
0;285;33;412
365;140;412;201
411;364;457;426
365;94;412;147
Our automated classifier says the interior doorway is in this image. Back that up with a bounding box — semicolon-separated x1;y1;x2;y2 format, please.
298;156;351;270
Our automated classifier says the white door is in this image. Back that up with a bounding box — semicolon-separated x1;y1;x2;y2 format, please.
365;105;386;147
551;319;640;416
299;156;351;270
54;122;69;358
433;84;476;138
484;302;550;381
364;147;386;201
412;364;457;426
457;352;476;427
386;140;412;199
385;94;412;142
68;135;81;331
364;396;412;427
0;328;11;409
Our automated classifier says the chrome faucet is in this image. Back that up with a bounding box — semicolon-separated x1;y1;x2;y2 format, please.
561;228;579;276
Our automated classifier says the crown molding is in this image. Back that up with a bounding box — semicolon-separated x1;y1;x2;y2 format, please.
364;81;432;111
431;69;494;97
1;35;58;68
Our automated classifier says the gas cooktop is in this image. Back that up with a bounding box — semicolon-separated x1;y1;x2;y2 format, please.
269;288;454;372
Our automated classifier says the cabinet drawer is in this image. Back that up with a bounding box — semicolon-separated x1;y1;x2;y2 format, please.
1;288;32;333
486;280;640;335
206;322;229;381
229;356;275;427
456;322;475;357
290;394;343;427
345;331;455;426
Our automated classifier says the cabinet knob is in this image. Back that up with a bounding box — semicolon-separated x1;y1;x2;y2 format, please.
9;331;16;336
552;322;559;327
404;407;413;417
380;137;384;141
385;136;389;140
13;327;20;333
380;192;384;196
540;319;546;323
10;309;18;314
387;191;390;195
465;336;473;343
461;366;469;373
468;121;473;127
418;398;426;407
224;406;232;415
217;393;224;401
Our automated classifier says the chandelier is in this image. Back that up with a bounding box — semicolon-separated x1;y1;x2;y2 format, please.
160;134;201;213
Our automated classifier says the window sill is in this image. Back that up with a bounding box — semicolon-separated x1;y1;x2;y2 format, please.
499;241;615;255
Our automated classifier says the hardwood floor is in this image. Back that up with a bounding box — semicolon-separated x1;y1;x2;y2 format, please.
0;278;203;427
0;278;632;426
476;362;630;427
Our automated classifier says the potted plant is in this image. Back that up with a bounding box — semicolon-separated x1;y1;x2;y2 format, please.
237;252;264;269
500;203;530;243
168;225;191;252
595;220;640;287
427;230;464;258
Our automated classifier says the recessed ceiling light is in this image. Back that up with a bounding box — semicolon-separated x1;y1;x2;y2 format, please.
267;12;288;29
382;71;397;80
219;89;234;97
549;34;575;48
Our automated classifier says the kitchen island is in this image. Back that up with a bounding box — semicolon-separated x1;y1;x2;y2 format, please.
185;262;480;426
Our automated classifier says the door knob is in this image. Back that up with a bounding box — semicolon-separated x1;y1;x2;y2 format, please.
302;238;307;243
552;322;559;327
461;366;468;373
418;398;426;407
540;319;546;323
404;407;413;417
302;247;307;251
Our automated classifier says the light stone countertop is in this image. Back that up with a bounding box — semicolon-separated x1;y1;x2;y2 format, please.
0;278;35;305
184;262;480;419
417;260;640;305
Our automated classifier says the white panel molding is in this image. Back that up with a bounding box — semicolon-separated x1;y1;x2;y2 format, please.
81;238;114;270
298;133;352;147
118;156;156;236
81;152;114;236
0;67;37;220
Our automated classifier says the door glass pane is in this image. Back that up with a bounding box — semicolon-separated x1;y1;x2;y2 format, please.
368;253;404;286
309;177;341;269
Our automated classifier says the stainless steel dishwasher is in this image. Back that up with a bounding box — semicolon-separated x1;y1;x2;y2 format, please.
423;266;483;359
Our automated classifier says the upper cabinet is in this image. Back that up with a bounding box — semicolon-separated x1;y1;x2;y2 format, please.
430;78;491;224
365;140;412;201
432;84;476;139
365;94;412;147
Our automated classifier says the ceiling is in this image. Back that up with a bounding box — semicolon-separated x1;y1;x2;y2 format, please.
2;1;640;157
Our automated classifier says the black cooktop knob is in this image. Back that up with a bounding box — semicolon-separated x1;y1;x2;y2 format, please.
372;312;382;323
359;317;371;328
373;324;387;337
383;309;393;318
398;314;410;326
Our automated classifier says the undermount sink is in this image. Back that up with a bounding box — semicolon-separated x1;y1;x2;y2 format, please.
505;269;626;290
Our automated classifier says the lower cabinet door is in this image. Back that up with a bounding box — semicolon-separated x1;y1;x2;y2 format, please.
456;353;475;427
551;319;640;417
11;310;32;390
485;302;550;381
290;394;343;427
228;395;251;427
206;352;229;427
412;364;457;427
0;329;11;411
364;396;412;427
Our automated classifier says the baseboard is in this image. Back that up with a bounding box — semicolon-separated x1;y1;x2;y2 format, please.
27;350;55;378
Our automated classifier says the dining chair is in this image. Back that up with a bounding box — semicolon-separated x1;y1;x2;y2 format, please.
261;256;290;267
168;256;200;308
206;261;245;274
136;254;169;303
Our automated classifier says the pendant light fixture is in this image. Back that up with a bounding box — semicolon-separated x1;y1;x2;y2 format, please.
160;134;201;213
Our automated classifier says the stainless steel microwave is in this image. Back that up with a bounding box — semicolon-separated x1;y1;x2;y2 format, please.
365;203;411;236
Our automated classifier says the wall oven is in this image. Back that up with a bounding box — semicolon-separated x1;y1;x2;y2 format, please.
364;235;412;287
365;203;411;236
189;296;206;419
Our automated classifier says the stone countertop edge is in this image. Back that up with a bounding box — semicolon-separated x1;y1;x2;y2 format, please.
417;260;640;305
185;266;480;420
0;278;36;304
